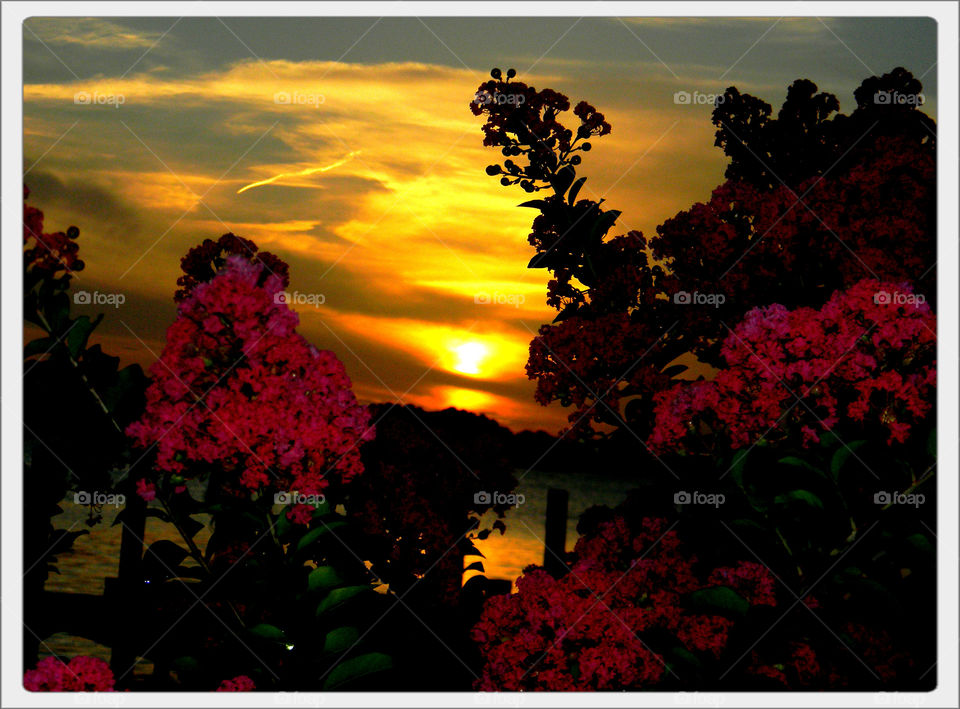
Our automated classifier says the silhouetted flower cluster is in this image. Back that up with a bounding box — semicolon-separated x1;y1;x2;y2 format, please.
175;232;289;303
713;68;935;190
23;186;84;277
472;68;608;193
472;69;936;440
350;404;517;606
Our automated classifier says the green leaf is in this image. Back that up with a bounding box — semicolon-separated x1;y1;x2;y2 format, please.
47;529;89;556
518;199;549;210
461;574;488;596
817;431;840;449
661;364;688;379
667;646;703;671
774;489;825;511
296;521;347;552
829;441;866;478
274;511;292;539
550;165;576;196
248;623;287;642
24;336;56;359
316;585;372;617
686;586;750;618
323;626;360;654
567;177;587;206
171;656;200;673
308;565;344;592
322;652;392;690
589;209;621;242
528;251;554;269
66;315;102;359
172;565;206;580
927;429;937;457
111;507;170;527
177;515;205;539
729;449;751;489
311;501;332;518
778;456;825;477
905;533;934;558
145;540;189;568
553;303;580;322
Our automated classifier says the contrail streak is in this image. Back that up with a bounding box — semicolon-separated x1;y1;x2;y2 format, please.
236;151;361;194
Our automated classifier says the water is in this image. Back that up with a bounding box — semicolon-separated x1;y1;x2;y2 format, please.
472;468;638;584
38;487;212;671
38;470;636;667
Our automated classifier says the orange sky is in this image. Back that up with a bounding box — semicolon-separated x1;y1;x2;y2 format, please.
22;17;937;431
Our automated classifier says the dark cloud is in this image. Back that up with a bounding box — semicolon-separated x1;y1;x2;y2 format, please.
23;168;143;239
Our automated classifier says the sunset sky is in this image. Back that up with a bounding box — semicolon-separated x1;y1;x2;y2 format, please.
22;16;937;432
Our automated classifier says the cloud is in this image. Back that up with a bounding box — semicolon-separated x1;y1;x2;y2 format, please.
237;150;361;193
24;18;165;49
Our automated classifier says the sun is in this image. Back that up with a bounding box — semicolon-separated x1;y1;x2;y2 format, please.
451;342;489;376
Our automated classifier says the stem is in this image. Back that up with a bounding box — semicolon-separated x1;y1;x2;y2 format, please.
881;468;936;512
774;525;804;579
36;310;122;435
156;487;247;632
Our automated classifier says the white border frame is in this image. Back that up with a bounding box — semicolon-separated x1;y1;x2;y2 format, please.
3;3;958;708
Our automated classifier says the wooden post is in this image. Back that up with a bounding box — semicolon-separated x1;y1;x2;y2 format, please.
109;489;146;680
543;488;569;577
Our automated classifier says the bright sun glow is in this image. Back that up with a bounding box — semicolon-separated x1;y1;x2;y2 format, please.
441;387;497;411
451;342;489;376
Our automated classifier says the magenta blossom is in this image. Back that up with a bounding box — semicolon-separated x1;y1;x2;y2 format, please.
127;254;373;513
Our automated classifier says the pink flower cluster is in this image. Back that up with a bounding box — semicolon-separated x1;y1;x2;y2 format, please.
24;656;115;692
745;623;913;688
707;560;778;607
217;674;256;691
127;255;373;511
471;516;777;691
747;642;821;687
649;279;936;452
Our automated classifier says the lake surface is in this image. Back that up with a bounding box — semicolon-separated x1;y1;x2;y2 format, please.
38;469;638;667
